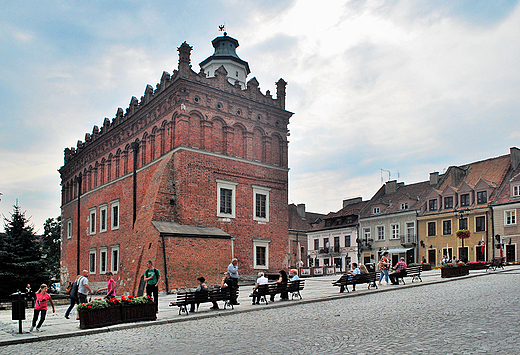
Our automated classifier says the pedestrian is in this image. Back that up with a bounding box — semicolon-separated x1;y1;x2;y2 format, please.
97;272;116;300
378;251;391;285
77;270;94;321
25;284;34;308
30;284;55;332
64;275;80;319
144;261;161;311
227;258;239;305
211;271;231;310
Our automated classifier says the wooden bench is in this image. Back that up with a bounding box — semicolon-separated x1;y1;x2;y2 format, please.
332;272;378;293
391;265;422;285
169;287;238;315
486;257;505;272
250;280;305;305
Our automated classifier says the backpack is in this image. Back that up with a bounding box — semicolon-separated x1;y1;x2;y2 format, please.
71;281;79;299
65;283;72;295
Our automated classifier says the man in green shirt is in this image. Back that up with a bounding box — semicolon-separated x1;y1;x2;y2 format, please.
144;261;161;312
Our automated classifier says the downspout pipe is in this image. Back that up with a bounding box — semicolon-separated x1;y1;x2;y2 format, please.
131;142;139;228
76;173;82;276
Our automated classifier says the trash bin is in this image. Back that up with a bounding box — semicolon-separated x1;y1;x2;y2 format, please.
11;292;26;321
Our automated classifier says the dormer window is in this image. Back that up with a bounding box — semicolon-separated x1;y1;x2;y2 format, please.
444;196;454;209
460;194;470;207
513;185;520;197
477;191;487;204
400;203;408;210
429;199;438;211
373;207;380;214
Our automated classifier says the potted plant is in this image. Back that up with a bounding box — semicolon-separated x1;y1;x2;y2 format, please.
120;295;157;323
466;261;489;270
440;261;469;278
77;298;122;329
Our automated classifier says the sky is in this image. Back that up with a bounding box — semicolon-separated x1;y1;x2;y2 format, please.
1;0;519;233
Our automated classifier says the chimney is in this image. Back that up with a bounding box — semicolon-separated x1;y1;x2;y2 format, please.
430;172;439;185
385;180;398;194
511;147;520;171
343;197;363;208
296;204;306;218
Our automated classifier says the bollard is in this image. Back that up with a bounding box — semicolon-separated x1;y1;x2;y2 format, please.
10;291;26;334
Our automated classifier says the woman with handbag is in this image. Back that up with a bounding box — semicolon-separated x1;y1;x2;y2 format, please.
378;251;391;285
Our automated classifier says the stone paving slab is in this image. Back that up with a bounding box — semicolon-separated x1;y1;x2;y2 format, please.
0;265;515;346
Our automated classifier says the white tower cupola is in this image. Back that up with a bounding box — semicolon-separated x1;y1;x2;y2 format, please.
199;32;250;89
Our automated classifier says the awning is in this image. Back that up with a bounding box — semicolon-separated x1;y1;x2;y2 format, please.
152;221;231;238
385;247;413;254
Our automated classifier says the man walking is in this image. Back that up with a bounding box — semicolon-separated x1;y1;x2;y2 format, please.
144;261;161;312
227;258;239;305
77;270;94;304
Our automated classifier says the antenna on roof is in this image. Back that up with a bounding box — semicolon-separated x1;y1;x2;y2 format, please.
381;169;390;184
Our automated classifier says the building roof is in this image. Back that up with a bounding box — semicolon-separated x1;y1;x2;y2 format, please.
152;221;231;238
288;203;325;232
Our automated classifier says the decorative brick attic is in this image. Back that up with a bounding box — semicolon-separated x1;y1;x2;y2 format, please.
59;33;293;294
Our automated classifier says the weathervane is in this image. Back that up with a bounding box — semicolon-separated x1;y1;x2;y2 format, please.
219;24;227;36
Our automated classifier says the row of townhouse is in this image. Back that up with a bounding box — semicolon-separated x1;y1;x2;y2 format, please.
307;147;520;269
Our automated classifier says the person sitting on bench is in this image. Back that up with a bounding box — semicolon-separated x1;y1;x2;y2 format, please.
389;257;407;285
189;276;209;313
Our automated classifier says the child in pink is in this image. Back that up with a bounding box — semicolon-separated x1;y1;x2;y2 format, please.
97;272;116;299
30;284;55;332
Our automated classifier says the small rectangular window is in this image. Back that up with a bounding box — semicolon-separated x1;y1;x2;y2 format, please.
89;208;96;235
513;185;520;197
363;228;371;240
459;218;468;230
400;202;408;210
314;239;319;251
253;186;270;222
217;180;237;218
111;246;119;273
391;224;400;239
377;226;385;240
444;196;453;209
477;191;487;205
111;201;120;230
100;248;107;274
345;235;351;247
89;249;96;274
460;194;470;207
429;199;438;211
256;246;266;266
505;210;516;225
373;207;380;214
475;216;486;232
99;205;107;233
67;219;72;239
443;220;452;235
428;222;436;237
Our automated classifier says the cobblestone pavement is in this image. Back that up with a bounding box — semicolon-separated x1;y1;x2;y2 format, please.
3;270;520;354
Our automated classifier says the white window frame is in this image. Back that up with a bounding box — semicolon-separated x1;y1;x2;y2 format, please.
89;249;96;274
513;185;520;197
111;200;120;230
406;222;415;239
505;210;516;226
253;185;270;222
111;245;120;274
89;208;96;235
99;247;108;274
363;227;371;240
400;202;408;210
67;218;72;239
377;225;385;241
99;204;108;233
391;224;400;239
217;179;237;218
373;207;380;215
253;239;270;269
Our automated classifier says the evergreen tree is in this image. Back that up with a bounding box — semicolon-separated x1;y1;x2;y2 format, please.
41;217;61;280
0;204;51;298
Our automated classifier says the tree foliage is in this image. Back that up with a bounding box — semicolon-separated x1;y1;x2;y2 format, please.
0;204;52;298
41;217;61;280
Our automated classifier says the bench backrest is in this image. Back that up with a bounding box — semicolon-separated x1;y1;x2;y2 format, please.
405;265;422;275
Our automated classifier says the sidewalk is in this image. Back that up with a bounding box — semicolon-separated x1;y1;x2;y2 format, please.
1;265;516;346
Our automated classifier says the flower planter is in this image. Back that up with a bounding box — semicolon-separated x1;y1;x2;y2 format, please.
79;306;122;329
421;264;432;271
466;262;488;270
441;266;469;278
121;303;157;323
